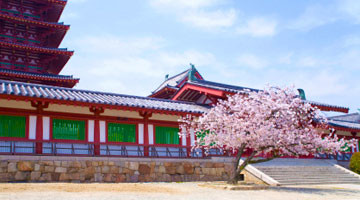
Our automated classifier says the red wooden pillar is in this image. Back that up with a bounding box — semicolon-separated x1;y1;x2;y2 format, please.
90;107;104;156
31;101;49;155
140;111;152;157
94;119;100;156
35;114;43;154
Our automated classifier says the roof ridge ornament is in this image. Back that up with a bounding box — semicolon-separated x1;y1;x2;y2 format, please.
188;63;197;82
297;88;306;100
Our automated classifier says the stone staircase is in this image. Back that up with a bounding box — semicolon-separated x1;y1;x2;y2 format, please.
250;158;360;185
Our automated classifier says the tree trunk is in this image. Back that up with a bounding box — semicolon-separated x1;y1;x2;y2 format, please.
228;150;257;185
227;144;245;184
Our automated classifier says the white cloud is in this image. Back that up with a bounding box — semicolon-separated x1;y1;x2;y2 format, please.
289;4;339;31
292;70;348;97
290;0;360;31
61;35;217;95
149;0;236;30
69;0;88;3
181;9;236;29
297;56;319;68
236;18;277;37
343;35;360;47
149;0;219;10
74;35;165;56
278;53;293;65
236;54;268;69
339;0;360;23
337;49;360;69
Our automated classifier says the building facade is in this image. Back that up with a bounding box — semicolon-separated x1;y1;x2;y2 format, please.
0;0;358;162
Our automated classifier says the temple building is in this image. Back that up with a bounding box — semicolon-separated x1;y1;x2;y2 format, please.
0;0;358;161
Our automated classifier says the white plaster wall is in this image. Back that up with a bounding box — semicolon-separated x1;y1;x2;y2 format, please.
181;128;187;146
99;121;106;143
148;124;154;145
88;120;95;142
138;123;144;144
29;116;37;140
42;117;50;140
190;128;195;146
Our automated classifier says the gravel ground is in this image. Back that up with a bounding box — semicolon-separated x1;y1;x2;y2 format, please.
0;182;359;200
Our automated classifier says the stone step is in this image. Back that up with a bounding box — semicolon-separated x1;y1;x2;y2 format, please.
259;170;345;174
260;170;343;174
274;177;360;181
269;175;357;179
250;158;359;185
278;181;360;185
263;171;350;175
257;167;341;171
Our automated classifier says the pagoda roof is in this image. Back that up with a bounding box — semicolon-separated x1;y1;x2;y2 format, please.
0;69;79;88
0;41;73;56
0;13;70;30
328;113;360;132
0;1;67;23
0;41;73;74
0;79;209;115
34;0;67;5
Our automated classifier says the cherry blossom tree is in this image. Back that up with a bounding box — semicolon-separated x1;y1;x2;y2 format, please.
180;86;357;184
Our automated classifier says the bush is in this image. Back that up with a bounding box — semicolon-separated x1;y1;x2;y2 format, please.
349;152;360;174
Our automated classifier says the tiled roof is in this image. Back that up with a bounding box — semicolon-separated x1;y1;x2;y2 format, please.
328;113;360;122
0;80;209;114
152;69;190;94
328;113;360;131
188;79;259;93
0;69;78;81
187;79;348;112
304;100;349;112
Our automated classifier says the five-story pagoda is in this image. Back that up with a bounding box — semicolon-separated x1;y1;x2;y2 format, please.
0;0;78;88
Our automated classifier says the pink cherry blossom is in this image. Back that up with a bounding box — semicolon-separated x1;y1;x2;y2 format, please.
179;86;357;184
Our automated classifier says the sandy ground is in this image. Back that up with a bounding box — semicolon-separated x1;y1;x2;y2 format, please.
0;182;359;200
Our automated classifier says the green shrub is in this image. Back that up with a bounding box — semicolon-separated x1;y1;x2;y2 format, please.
349;152;360;174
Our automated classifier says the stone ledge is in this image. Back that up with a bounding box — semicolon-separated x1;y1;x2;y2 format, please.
0;155;235;163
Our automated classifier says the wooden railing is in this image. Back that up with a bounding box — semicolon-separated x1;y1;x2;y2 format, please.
0;139;232;159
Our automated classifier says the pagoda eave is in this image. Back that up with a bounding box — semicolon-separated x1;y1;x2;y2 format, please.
0;13;70;30
0;73;79;88
0;41;74;56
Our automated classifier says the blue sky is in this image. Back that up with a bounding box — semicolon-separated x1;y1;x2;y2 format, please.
60;0;360;113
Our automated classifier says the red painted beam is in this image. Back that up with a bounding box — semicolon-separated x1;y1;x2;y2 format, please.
172;84;224;101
